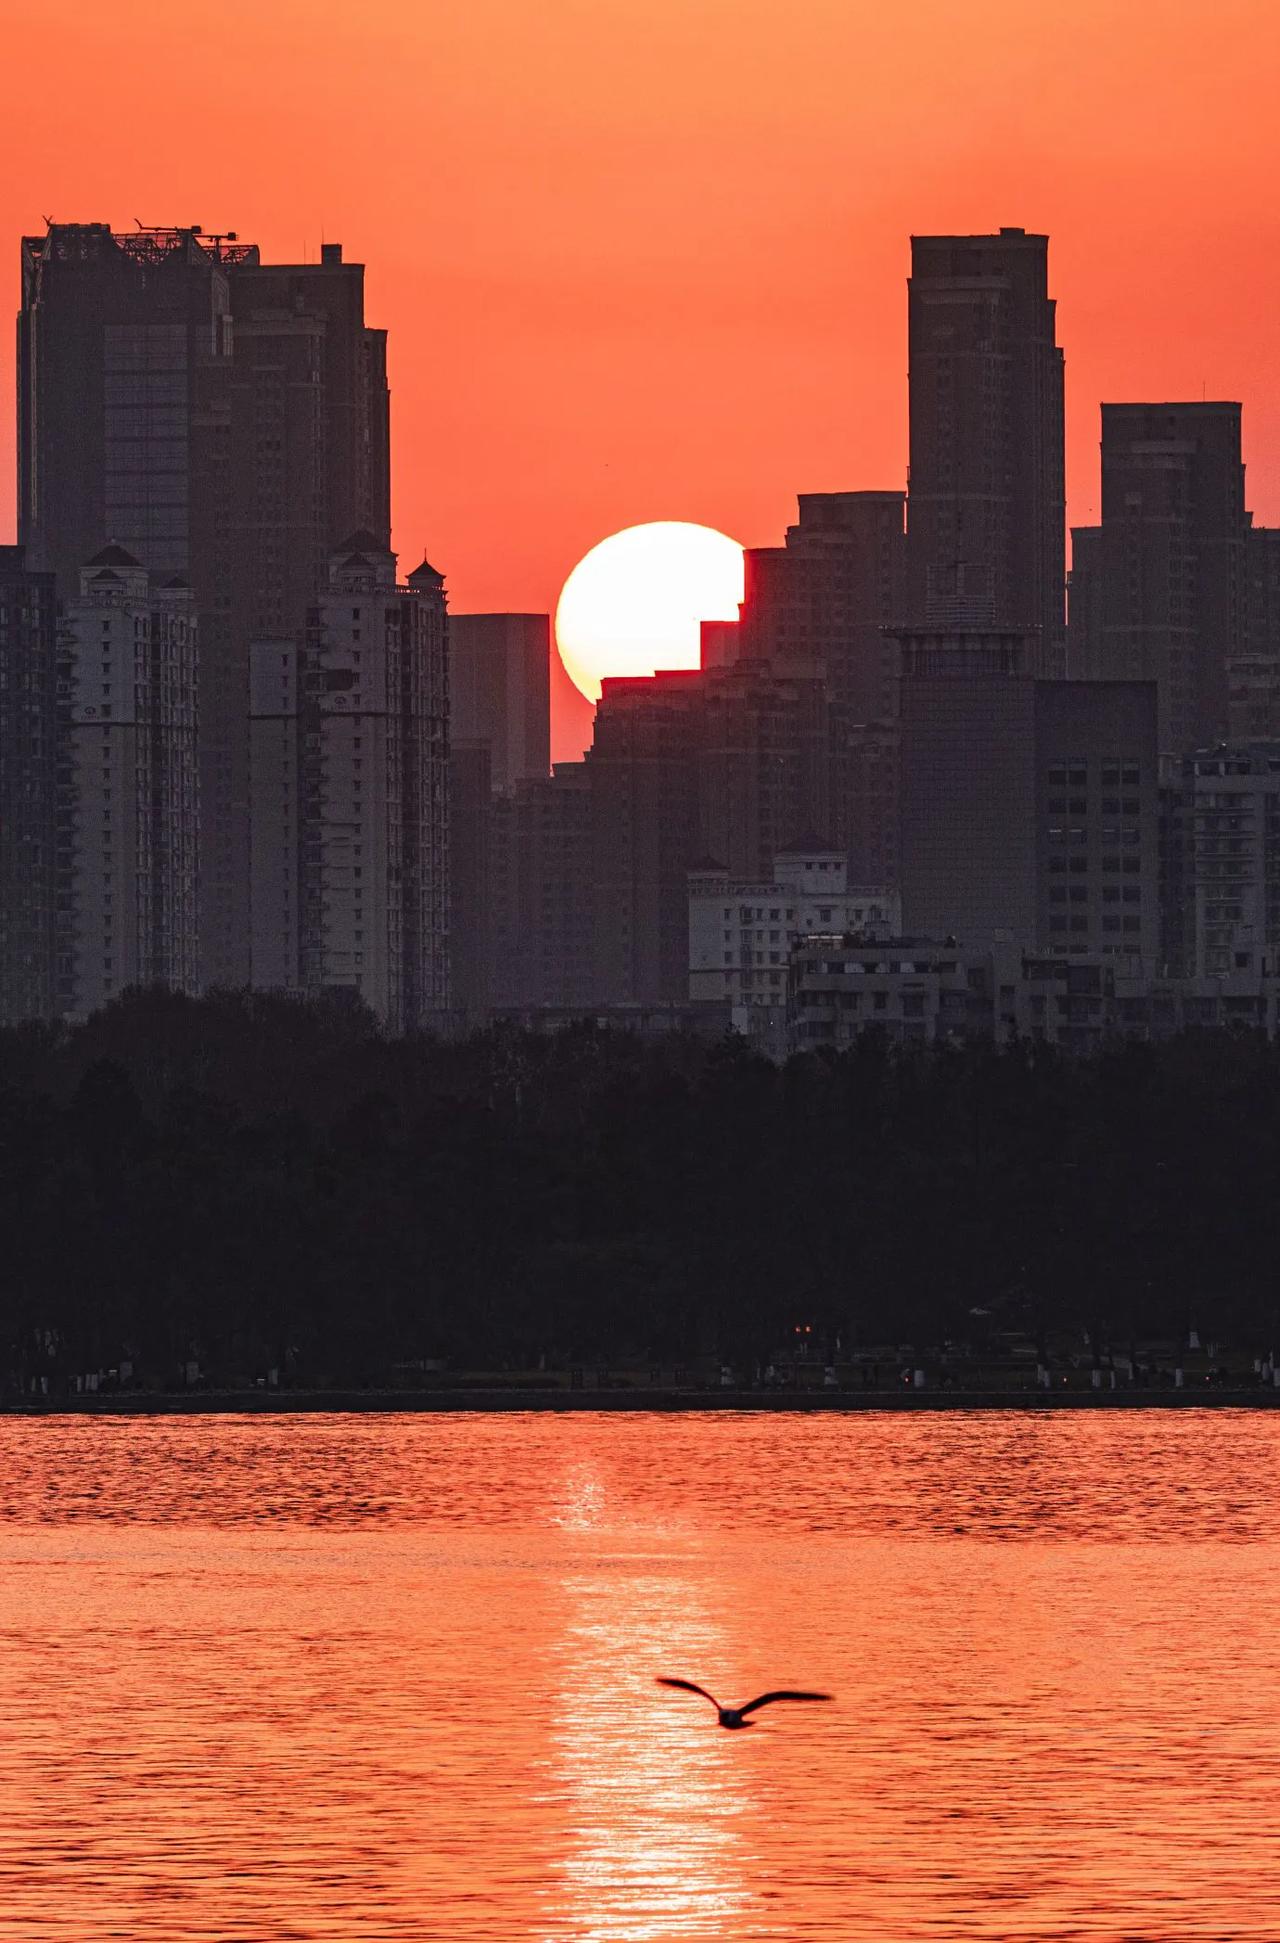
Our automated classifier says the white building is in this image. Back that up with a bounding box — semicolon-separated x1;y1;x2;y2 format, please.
249;534;449;1029
55;546;198;1016
689;843;899;1038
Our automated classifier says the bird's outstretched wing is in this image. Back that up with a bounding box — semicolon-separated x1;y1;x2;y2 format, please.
739;1689;832;1716
657;1677;721;1709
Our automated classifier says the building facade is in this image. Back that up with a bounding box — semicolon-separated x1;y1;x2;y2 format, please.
1228;526;1280;742
1086;403;1248;754
789;937;1280;1056
690;846;898;1036
488;762;594;1009
738;492;906;719
55;548;199;1016
905;229;1066;675
0;548;58;1023
1161;744;1280;979
18;224;394;990
898;627;1159;959
587;672;705;1004
248;538;449;1028
449;614;551;791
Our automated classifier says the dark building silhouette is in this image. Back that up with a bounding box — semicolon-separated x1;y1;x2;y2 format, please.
449;613;550;790
698;658;831;881
0;547;57;1024
218;244;391;986
906;229;1066;675
898;626;1158;957
18;225;392;991
587;672;705;1004
450;740;494;1016
738;492;906;719
830;717;900;890
1229;526;1280;742
1072;403;1247;753
18;225;247;591
489;762;594;1009
700;618;740;670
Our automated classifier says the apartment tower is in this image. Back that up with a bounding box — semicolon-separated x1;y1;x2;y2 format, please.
906;229;1066;675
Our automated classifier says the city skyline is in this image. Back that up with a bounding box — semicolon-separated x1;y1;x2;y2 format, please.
3;1;1280;765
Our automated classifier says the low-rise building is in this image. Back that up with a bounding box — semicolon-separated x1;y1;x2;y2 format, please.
690;844;899;1044
789;935;1280;1054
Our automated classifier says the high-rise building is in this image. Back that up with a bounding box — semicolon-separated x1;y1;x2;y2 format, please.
489;762;594;1010
587;672;704;1003
55;547;199;1016
1066;525;1104;678
449;614;550;790
18;225;248;593
449;740;494;1017
738;492;906;718
830;717;900;890
698;658;831;880
17;225;393;991
898;626;1158;959
906;229;1066;675
248;537;449;1028
0;547;58;1024
213;243;392;987
1086;403;1248;753
1229;526;1280;742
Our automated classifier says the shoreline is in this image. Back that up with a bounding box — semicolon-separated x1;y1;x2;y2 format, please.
5;1387;1280;1416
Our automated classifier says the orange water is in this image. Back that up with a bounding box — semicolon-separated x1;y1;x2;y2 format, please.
2;1411;1278;1940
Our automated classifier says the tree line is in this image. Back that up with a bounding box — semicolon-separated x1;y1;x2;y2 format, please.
0;987;1275;1392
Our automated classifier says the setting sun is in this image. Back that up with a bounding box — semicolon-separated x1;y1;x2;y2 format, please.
554;521;744;703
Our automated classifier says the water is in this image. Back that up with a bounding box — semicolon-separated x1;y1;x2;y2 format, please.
2;1410;1279;1940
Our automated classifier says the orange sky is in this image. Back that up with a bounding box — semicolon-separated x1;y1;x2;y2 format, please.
3;0;1279;759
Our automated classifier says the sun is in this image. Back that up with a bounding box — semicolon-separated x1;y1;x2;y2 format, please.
555;521;744;703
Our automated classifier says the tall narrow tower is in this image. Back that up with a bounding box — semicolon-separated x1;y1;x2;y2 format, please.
906;228;1066;675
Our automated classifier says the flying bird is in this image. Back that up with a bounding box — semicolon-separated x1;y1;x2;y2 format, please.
656;1677;832;1730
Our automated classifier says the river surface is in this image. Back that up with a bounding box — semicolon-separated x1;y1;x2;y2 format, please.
1;1410;1278;1940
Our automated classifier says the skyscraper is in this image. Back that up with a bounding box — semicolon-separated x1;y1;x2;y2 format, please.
898;625;1158;959
247;537;449;1028
906;229;1066;675
214;242;392;987
0;547;57;1024
587;672;704;1003
1089;403;1248;753
738;492;906;719
449;613;551;790
18;224;248;593
18;225;393;991
1228;525;1280;742
698;658;831;880
55;547;199;1016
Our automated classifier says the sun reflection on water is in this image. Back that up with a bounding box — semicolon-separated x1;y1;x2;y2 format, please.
543;1466;752;1940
